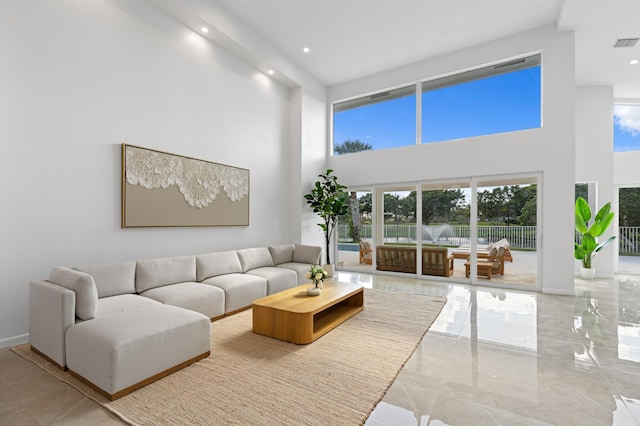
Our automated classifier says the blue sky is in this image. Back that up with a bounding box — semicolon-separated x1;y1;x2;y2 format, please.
334;67;541;151
614;105;640;152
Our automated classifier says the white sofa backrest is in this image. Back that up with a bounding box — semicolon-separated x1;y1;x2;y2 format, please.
48;267;98;320
293;244;322;265
74;261;136;299
196;251;243;281
236;247;274;272
136;255;196;293
268;244;295;265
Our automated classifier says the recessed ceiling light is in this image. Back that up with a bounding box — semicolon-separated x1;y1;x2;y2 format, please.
201;27;209;33
630;59;639;65
302;47;310;53
267;69;274;75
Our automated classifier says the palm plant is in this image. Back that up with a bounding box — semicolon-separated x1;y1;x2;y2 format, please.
334;139;372;242
574;197;616;269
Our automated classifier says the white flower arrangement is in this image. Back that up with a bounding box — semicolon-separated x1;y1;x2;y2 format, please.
306;265;328;287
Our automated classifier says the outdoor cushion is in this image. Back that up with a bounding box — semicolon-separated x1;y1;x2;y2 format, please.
293;244;322;265
136;255;196;293
48;267;98;321
236;247;274;272
74;261;136;299
269;244;295;265
196;250;243;281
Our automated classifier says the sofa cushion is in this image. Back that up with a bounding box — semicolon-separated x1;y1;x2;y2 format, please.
202;274;267;314
140;282;225;320
48;267;98;321
196;251;243;281
246;267;297;295
74;261;136;299
276;263;310;284
66;305;211;397
136;255;196;293
293;244;322;265
269;244;295;265
236;247;274;272
96;294;160;318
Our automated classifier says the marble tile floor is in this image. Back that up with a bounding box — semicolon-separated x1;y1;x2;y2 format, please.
2;272;640;425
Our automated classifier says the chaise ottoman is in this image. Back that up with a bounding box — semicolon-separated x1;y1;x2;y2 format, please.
65;304;211;400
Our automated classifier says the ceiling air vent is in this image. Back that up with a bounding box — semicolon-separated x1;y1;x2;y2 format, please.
613;38;639;48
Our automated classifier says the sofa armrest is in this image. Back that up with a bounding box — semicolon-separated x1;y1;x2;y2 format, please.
29;280;76;369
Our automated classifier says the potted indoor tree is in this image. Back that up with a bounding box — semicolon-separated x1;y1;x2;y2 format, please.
304;169;349;276
574;197;616;279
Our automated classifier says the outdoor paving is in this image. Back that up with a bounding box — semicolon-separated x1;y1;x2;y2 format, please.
338;248;640;287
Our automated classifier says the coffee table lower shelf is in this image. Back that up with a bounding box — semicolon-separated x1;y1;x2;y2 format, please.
252;283;364;344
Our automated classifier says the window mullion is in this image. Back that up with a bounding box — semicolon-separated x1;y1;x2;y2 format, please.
416;82;422;145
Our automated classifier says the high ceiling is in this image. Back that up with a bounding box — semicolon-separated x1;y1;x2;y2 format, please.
150;0;640;98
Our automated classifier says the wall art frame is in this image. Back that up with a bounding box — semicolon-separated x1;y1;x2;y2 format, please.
121;144;250;228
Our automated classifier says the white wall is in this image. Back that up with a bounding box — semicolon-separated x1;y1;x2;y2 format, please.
0;1;325;345
575;86;615;276
327;26;576;294
615;151;640;185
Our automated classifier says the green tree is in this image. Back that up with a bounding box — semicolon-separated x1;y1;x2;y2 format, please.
477;187;508;224
509;185;537;225
575;183;589;202
619;187;640;226
478;185;537;225
334;139;373;154
383;193;403;223
334;139;373;242
405;190;465;224
359;193;372;217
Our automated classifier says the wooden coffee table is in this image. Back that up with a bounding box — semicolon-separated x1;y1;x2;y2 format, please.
252;282;364;344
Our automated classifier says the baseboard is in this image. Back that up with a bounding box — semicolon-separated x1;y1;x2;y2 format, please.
0;333;28;349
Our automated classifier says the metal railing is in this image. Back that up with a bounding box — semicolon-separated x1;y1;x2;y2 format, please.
339;225;640;254
338;224;537;249
620;227;640;255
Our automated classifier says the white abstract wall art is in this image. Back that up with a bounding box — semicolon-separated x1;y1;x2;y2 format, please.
121;144;250;227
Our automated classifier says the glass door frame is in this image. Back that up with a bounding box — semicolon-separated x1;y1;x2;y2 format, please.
338;173;542;292
469;172;542;291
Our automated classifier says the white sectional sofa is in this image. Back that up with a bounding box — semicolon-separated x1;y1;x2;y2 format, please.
29;243;321;399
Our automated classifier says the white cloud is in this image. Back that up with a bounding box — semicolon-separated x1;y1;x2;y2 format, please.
614;105;640;136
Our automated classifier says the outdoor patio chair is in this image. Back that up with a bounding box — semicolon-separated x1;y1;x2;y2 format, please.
451;238;513;262
359;240;372;264
422;247;454;277
487;246;507;275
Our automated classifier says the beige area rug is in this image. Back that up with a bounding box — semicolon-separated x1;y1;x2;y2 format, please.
13;289;446;425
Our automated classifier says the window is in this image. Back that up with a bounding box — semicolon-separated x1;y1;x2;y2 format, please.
422;55;541;143
333;85;416;153
332;54;541;154
614;104;640;152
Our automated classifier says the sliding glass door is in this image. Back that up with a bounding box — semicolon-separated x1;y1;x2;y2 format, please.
472;175;539;288
336;190;373;271
336;175;540;290
421;181;470;282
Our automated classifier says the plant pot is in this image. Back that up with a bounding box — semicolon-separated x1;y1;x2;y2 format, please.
580;267;595;280
323;264;335;278
307;285;321;296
